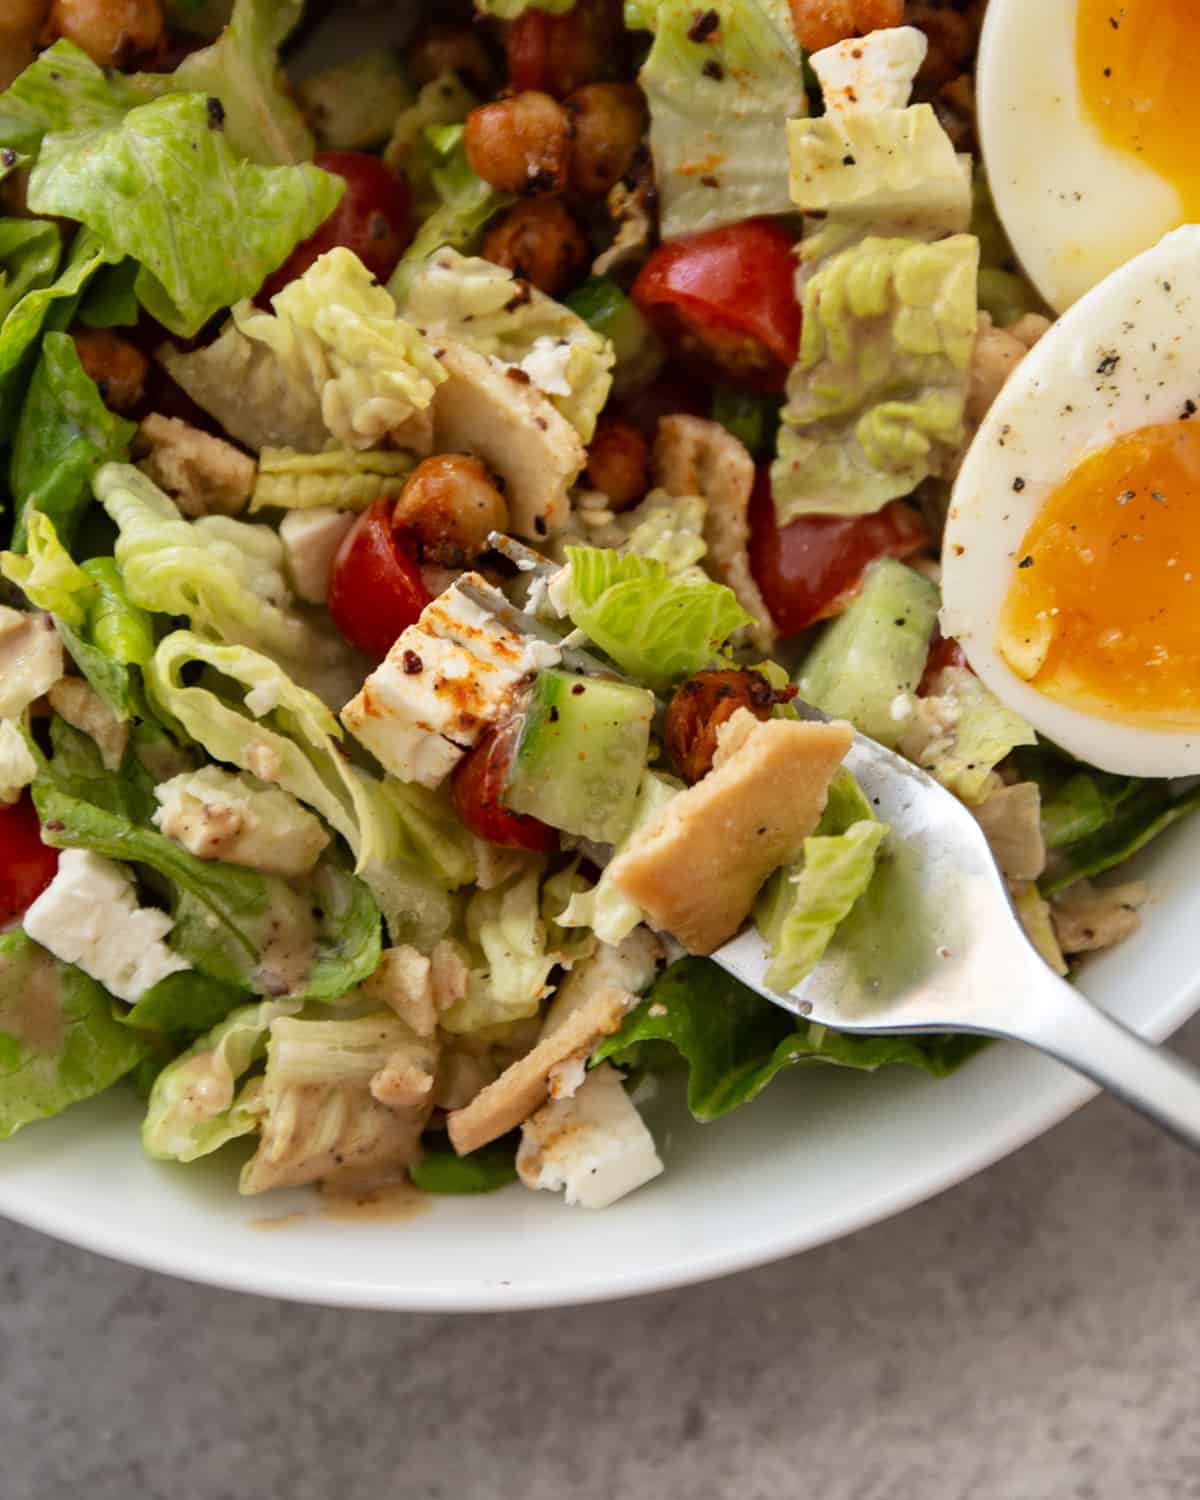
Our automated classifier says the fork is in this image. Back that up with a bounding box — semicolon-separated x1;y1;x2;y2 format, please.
714;719;1200;1149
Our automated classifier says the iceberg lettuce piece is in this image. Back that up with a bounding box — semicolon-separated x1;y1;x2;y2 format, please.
27;90;342;337
787;107;971;242
0;217;61;325
142;998;296;1162
897;663;1036;804
755;770;887;993
0;41;134;157
640;0;807;239
770;234;979;523
400;248;614;442
10;331;136;550
387;121;512;302
250;447;416;512
561;544;751;691
0;929;147;1139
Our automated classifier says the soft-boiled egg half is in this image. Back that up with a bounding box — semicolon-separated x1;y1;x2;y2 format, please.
941;225;1200;778
979;0;1200;311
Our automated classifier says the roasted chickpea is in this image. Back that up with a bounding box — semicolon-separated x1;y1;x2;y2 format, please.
71;328;149;415
665;670;781;784
393;454;509;567
0;0;49;90
786;0;902;50
585;419;649;511
464;92;572;196
408;23;496;96
908;4;973;89
480;198;588;297
564;83;647;199
43;0;164;68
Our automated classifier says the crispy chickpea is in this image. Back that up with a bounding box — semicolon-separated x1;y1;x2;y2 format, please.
585;419;649;511
786;0;902;50
465;92;572;196
408;24;496;96
393;454;509;567
664;670;780;784
71;328;149;415
0;0;49;90
43;0;164;68
564;83;648;199
480;198;588;298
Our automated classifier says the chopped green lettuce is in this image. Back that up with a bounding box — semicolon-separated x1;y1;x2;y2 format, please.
409;1134;520;1194
27;90;342;337
618;490;707;572
399;248;614;442
594;956;983;1121
298;49;414;153
0;41;136;158
771;234;979;523
57;557;157;723
0;217;61;325
0;929;147;1139
142;998;295;1161
561;545;751;690
898;664;1036;803
10;332;136;550
788;106;971;241
1;509;92;624
476;0;574;14
640;0;807;239
755;770;887;993
77;259;140;329
384;78;477;206
441;861;557;1034
250;448;416;512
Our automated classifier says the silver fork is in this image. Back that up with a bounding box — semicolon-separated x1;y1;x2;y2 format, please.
714;723;1200;1148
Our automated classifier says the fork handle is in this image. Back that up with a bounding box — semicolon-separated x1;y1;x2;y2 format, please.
1005;969;1200;1150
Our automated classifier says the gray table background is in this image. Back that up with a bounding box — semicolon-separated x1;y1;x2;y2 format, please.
5;1021;1199;1500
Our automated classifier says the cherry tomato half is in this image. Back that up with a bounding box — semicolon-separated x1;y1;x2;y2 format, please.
506;0;624;97
327;499;431;658
748;470;929;638
452;724;560;853
632;220;802;393
259;152;414;303
0;794;60;925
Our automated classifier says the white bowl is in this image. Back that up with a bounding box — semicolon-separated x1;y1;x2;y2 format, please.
1;816;1196;1311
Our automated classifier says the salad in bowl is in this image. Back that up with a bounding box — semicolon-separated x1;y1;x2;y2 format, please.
0;0;1196;1218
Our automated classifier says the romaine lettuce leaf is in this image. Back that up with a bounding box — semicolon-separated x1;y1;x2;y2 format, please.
787;106;971;241
399;248;614;441
440;861;556;1034
1;508;92;624
387;122;513;303
57;557;157;723
897;664;1036;803
755;770;887;993
593;956;983;1121
77;259;140;329
250;447;415;512
617;489;708;572
1039;778;1200;896
0;41;135;157
561;544;751;690
10;331;136;550
385;82;477;209
0;217;61;324
0;929;147;1139
408;1134;520;1194
640;0;807;239
771;234;979;523
141;997;295;1161
27;90;342;337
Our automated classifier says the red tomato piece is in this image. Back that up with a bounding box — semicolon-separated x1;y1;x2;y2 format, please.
259;153;414;303
918;632;969;696
327;500;431;658
507;0;624;97
452;724;560;854
632;220;802;392
0;794;60;926
748;470;929;638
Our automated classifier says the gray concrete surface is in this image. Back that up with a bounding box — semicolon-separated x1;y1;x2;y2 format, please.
4;1019;1200;1500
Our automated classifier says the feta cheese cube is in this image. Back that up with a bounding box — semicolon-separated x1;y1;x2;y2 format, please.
516;1062;664;1209
152;766;330;878
810;26;927;116
23;848;191;1003
341;573;561;787
280;507;356;605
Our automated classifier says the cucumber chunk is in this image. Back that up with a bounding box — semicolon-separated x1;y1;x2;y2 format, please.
503;669;655;845
796;558;940;747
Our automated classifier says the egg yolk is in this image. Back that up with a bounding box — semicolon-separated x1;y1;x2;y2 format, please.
999;422;1200;729
1077;0;1200;221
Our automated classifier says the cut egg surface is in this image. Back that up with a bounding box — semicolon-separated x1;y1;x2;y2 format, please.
979;0;1200;312
941;225;1200;778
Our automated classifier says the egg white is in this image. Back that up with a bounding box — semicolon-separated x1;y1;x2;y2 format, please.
978;0;1184;313
941;225;1200;779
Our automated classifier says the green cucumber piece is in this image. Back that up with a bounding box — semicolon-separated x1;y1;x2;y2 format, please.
563;276;663;395
504;668;655;845
796;558;940;748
